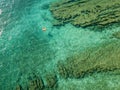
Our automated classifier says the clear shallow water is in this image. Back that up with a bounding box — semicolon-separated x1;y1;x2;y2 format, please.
0;0;120;89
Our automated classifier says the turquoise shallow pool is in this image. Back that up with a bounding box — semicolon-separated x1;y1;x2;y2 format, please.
0;0;120;90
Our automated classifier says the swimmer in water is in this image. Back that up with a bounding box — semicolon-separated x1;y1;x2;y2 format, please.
42;27;47;31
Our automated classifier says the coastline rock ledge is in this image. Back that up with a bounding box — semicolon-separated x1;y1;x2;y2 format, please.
50;0;120;27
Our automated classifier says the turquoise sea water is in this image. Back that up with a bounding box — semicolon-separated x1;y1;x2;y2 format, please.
0;0;120;90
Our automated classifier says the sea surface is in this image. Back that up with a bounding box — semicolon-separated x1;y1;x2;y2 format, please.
0;0;120;90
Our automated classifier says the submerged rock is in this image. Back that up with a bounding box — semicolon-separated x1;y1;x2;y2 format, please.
28;77;44;90
15;85;22;90
15;73;58;90
57;41;120;78
50;0;120;28
112;31;120;39
29;79;44;90
45;73;58;88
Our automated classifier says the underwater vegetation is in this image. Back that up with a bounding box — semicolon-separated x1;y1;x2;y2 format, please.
50;0;120;27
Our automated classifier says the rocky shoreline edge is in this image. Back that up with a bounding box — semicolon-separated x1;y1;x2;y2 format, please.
50;0;120;28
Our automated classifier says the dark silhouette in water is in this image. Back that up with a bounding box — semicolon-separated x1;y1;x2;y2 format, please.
48;32;53;37
40;3;49;10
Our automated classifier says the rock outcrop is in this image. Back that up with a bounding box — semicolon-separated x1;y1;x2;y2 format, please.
28;77;44;90
15;85;22;90
57;40;120;78
45;73;58;88
15;73;58;90
112;31;120;39
50;0;120;28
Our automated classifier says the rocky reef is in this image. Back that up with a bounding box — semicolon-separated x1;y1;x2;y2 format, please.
16;85;23;90
45;73;58;88
57;40;120;78
28;76;44;90
15;40;120;90
50;0;120;27
15;73;58;90
112;31;120;39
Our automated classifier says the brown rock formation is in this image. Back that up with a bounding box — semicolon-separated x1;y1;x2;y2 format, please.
50;0;120;28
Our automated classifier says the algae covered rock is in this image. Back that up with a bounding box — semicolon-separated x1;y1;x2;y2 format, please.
15;84;22;90
45;73;58;88
28;76;44;90
57;41;120;78
112;31;120;39
57;61;69;78
15;73;58;90
50;0;120;27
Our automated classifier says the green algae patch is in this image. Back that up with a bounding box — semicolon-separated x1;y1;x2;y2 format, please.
57;40;120;78
50;0;120;28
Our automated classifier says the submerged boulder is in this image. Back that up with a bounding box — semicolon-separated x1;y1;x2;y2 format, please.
50;0;120;28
